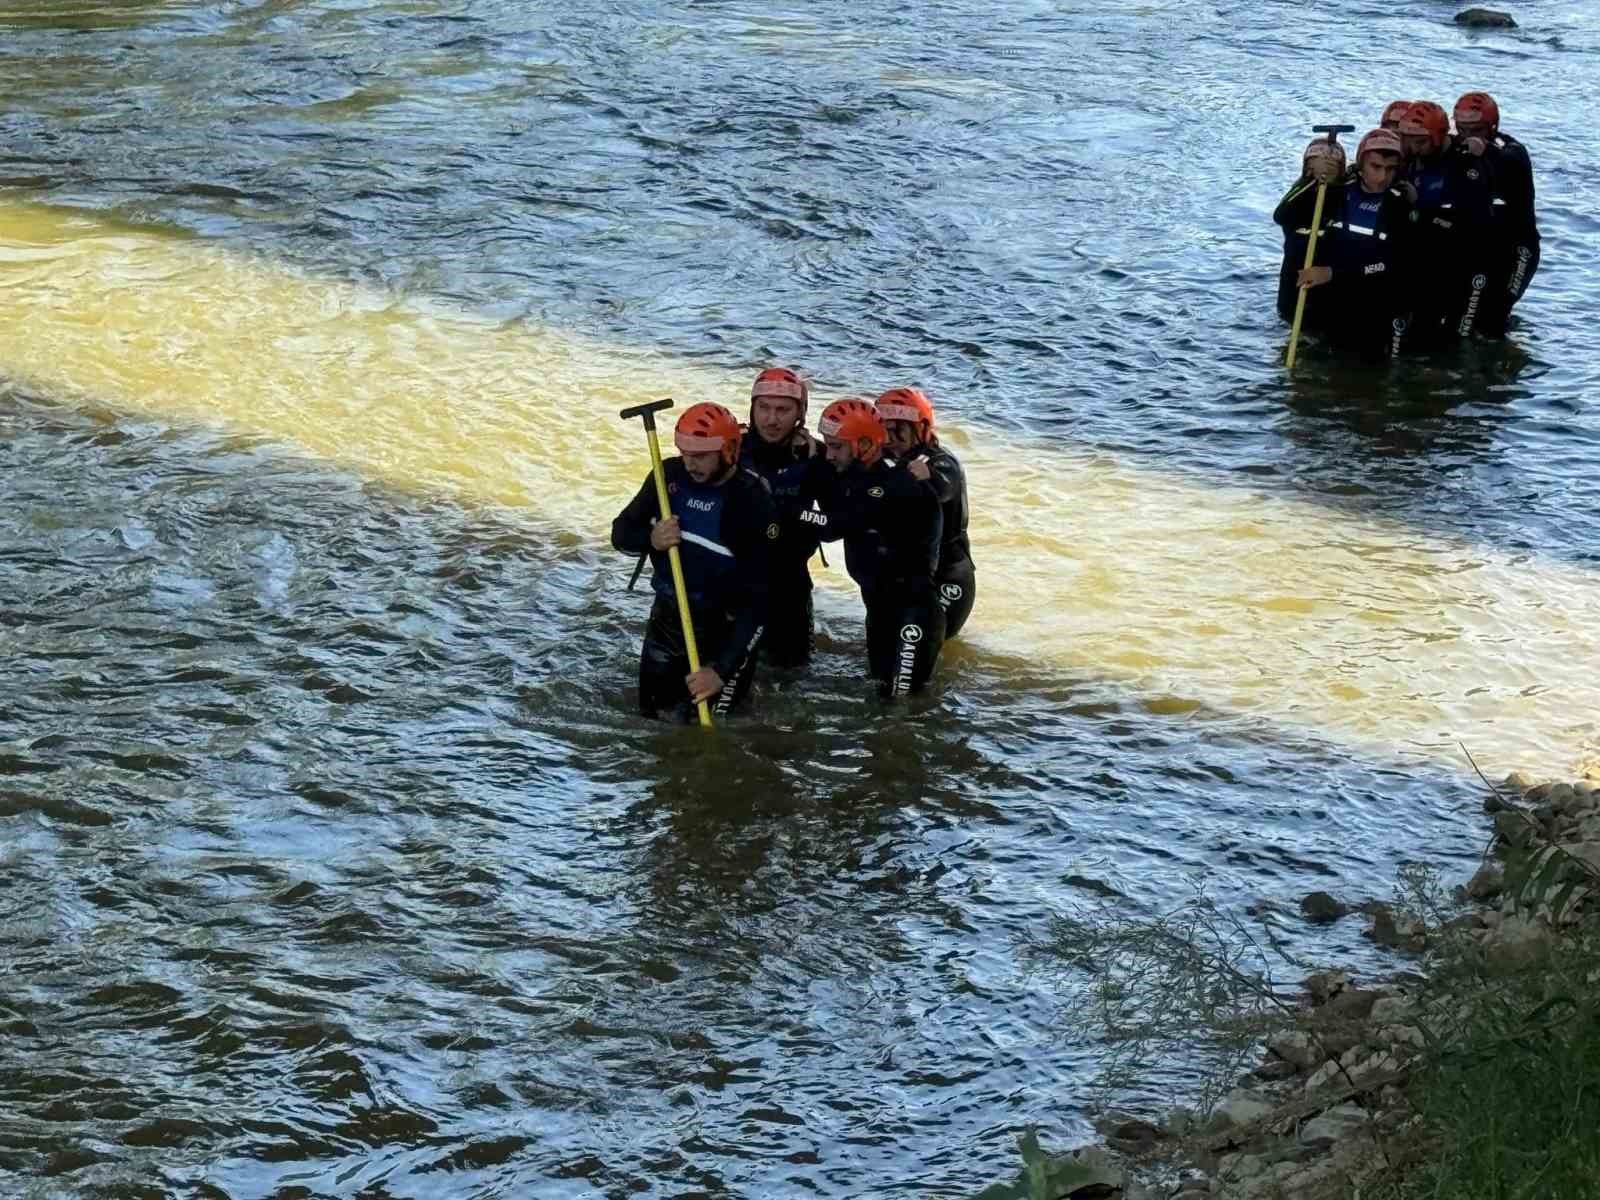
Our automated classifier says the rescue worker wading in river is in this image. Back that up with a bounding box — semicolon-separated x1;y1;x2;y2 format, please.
1273;137;1347;333
874;386;975;638
1292;127;1416;360
611;402;777;722
800;398;945;698
740;366;824;672
1397;100;1496;347
1452;91;1539;339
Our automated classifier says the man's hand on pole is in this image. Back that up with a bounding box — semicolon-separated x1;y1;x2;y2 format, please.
685;667;725;704
649;516;682;552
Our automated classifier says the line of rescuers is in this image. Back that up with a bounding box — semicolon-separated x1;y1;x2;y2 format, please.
1274;92;1539;358
611;368;974;723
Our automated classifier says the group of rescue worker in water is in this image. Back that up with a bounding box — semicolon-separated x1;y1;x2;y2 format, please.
1275;91;1539;357
611;370;973;721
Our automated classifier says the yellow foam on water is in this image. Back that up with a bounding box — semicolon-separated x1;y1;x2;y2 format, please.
3;200;1596;777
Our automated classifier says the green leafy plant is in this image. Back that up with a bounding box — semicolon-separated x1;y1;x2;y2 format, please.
971;1130;1117;1200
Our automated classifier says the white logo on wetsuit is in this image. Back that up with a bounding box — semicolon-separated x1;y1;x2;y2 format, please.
900;623;923;644
940;583;963;602
685;498;715;512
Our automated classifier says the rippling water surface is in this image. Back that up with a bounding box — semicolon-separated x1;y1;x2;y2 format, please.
3;1;1599;1195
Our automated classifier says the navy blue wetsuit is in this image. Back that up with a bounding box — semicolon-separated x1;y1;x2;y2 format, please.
1317;181;1416;358
611;460;776;720
1405;143;1496;345
739;429;822;671
1478;130;1539;337
900;442;975;638
798;456;945;697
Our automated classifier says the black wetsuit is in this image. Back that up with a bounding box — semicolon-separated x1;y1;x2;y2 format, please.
1317;179;1416;358
611;460;776;720
739;429;822;671
1404;142;1496;346
1478;130;1539;337
901;442;975;638
1273;174;1342;331
800;456;944;697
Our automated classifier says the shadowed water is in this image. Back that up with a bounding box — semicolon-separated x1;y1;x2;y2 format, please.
2;0;1599;1196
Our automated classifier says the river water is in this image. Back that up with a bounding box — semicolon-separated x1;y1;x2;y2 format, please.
3;1;1599;1196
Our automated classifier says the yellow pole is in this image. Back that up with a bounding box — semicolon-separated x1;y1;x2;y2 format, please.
1284;179;1330;372
642;423;713;728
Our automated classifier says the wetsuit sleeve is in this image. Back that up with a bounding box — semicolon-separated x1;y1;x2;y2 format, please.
611;472;660;555
796;457;847;543
902;477;944;585
1497;141;1536;231
914;449;962;505
1272;176;1320;229
770;457;825;560
713;477;777;679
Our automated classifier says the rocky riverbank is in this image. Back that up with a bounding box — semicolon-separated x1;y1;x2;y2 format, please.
982;770;1600;1200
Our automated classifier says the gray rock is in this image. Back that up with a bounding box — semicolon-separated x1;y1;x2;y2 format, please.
1266;1030;1323;1070
1054;1146;1123;1197
1368;994;1414;1026
1210;1088;1276;1131
1217;1150;1272;1183
1494;809;1539;847
1103;1116;1164;1155
1551;784;1583;815
1062;873;1124;899
1366;905;1426;950
1252;1057;1300;1082
1301;1102;1369;1145
1502;770;1537;792
1300;891;1350;924
1304;1058;1344;1095
1304;969;1349;1004
1165;1105;1197;1138
1377;1022;1428;1050
1483;914;1552;965
1466;864;1504;899
1322;987;1381;1021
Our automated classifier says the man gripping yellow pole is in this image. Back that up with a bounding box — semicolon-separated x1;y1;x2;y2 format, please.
619;399;713;727
1285;123;1355;372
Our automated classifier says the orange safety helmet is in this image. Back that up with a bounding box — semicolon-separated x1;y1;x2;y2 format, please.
817;398;885;466
874;386;935;441
674;402;741;466
1379;100;1413;130
1356;127;1404;164
1397;101;1450;152
1453;91;1500;134
750;366;809;421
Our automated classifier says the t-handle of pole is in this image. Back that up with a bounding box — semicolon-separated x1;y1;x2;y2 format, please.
1312;122;1356;145
618;398;712;728
619;397;674;428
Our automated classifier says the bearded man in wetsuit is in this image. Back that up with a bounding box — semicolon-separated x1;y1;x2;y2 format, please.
739;366;824;672
874;386;975;638
611;402;777;721
1453;91;1539;338
1293;128;1416;359
1398;100;1497;346
799;398;944;698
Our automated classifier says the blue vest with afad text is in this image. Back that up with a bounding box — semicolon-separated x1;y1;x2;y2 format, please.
656;475;738;607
